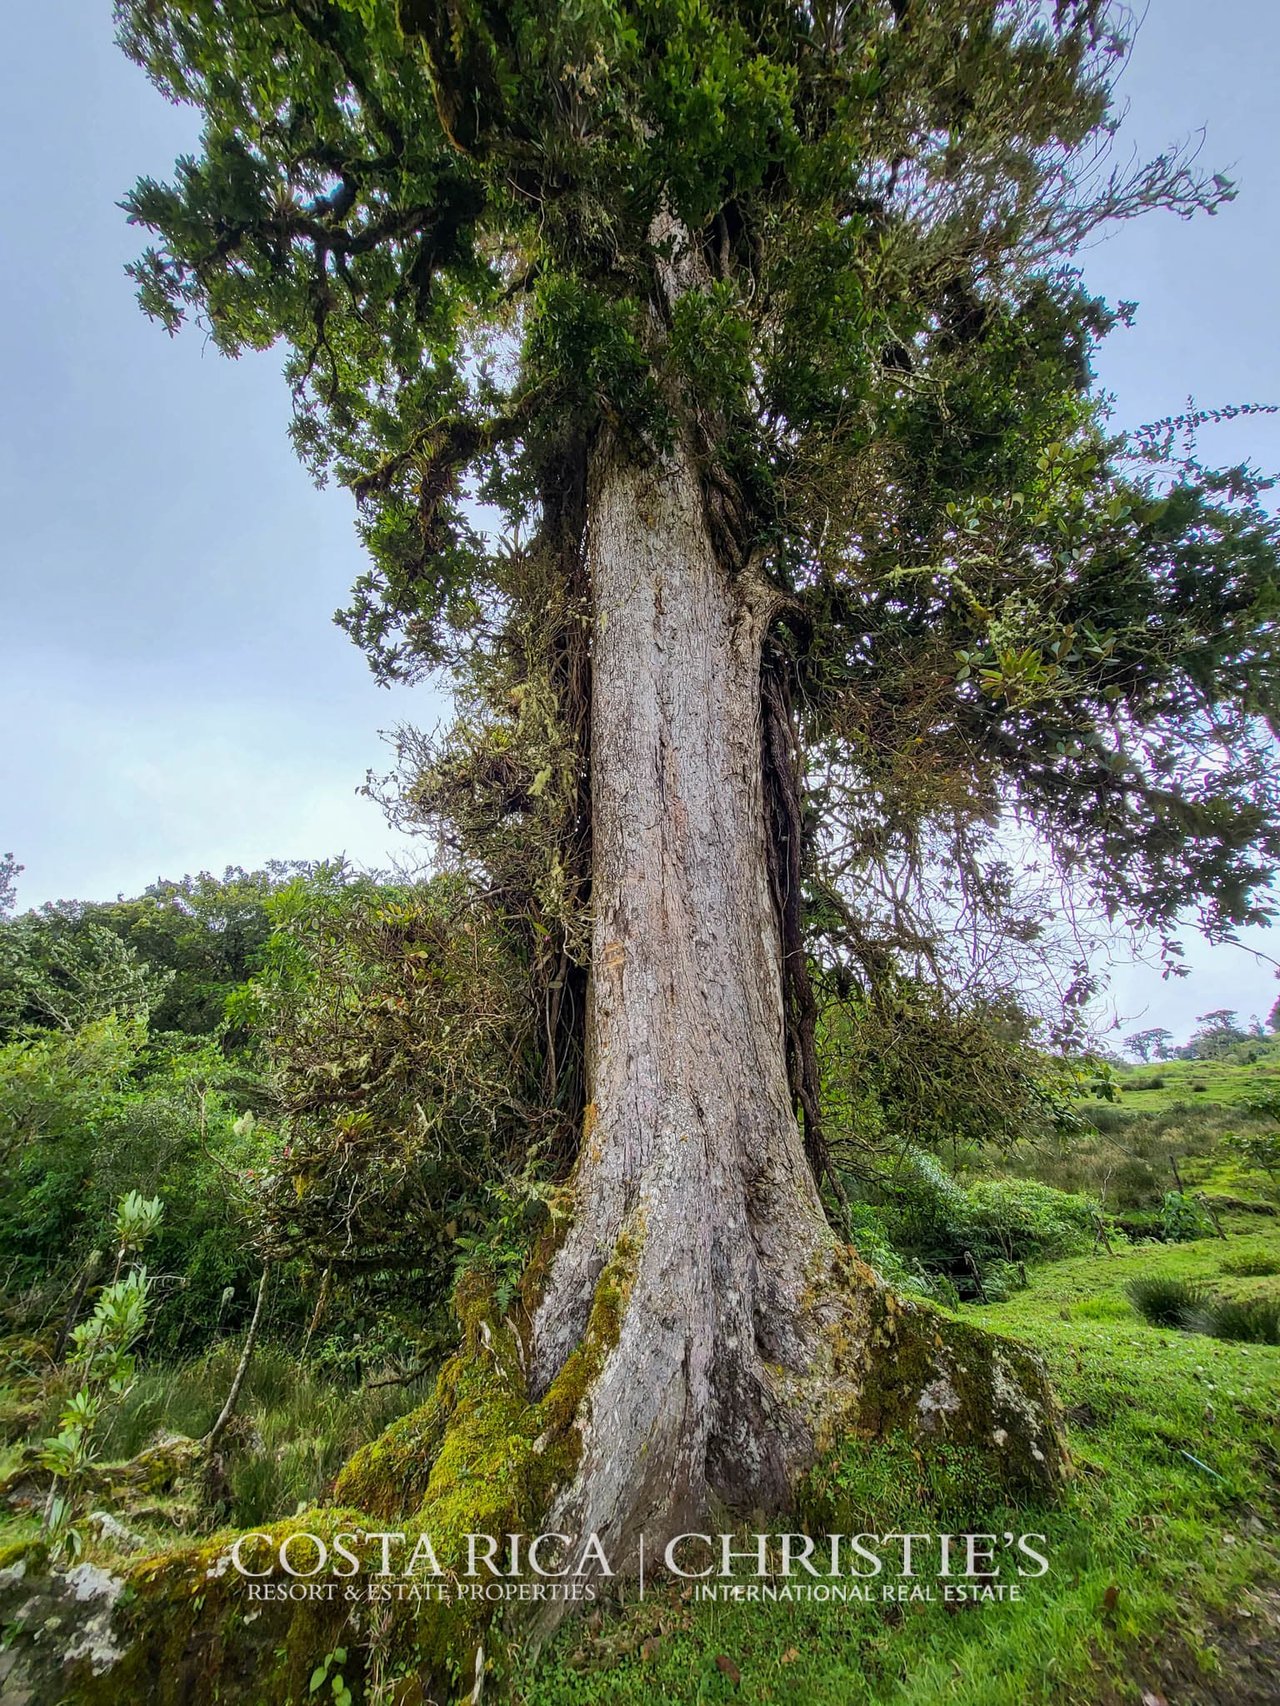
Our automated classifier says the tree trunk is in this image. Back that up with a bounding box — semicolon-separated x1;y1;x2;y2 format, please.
524;431;1069;1581
5;418;1068;1706
528;431;831;1562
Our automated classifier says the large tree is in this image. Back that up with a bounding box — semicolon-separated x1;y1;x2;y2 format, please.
118;0;1280;1629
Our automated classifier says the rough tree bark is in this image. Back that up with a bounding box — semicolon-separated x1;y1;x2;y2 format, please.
528;430;833;1560
523;429;1067;1577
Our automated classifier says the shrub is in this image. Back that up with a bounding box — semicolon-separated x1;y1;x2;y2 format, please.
844;1201;958;1306
1082;1102;1138;1136
1125;1276;1210;1329
964;1178;1101;1263
1222;1129;1280;1184
0;1022;275;1354
1160;1191;1215;1243
852;1156;1109;1301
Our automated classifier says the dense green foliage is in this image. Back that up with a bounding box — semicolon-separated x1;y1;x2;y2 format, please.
245;866;538;1276
0;1018;268;1351
113;0;1280;1208
0;866;334;1358
846;1153;1104;1302
0;859;1110;1350
0;867;304;1042
4;849;1278;1372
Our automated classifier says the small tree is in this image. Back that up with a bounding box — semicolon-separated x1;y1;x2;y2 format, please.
1228;1093;1280;1187
1188;1009;1247;1060
40;1192;163;1555
0;912;173;1038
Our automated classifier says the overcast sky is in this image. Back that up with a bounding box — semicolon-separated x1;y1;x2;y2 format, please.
2;3;1279;1044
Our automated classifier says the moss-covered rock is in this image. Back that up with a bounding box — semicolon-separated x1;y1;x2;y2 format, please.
805;1248;1068;1505
0;1431;205;1519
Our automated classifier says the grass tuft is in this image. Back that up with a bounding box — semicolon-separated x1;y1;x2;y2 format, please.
1196;1294;1280;1345
1219;1251;1280;1277
1124;1275;1210;1328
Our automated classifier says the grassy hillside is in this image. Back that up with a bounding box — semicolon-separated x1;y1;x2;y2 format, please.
984;1046;1280;1225
523;1222;1280;1705
1105;1048;1280;1113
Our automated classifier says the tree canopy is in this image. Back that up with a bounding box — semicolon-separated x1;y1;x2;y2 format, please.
117;0;1280;1041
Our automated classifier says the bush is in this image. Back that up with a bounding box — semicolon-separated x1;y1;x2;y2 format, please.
843;1202;959;1306
1125;1276;1210;1329
1082;1102;1139;1136
1160;1191;1215;1243
852;1156;1108;1301
0;1022;275;1353
964;1178;1101;1263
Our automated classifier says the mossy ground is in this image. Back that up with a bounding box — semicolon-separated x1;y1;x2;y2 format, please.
515;1219;1280;1705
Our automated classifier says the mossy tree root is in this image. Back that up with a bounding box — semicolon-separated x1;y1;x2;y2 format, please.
0;1246;1065;1705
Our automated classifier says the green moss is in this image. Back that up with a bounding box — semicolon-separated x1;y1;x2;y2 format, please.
85;1509;367;1706
318;1241;637;1693
403;1237;636;1676
335;1237;634;1529
859;1294;1066;1499
332;1367;458;1518
801;1428;1010;1536
0;1533;48;1573
19;1239;641;1705
807;1246;1066;1503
